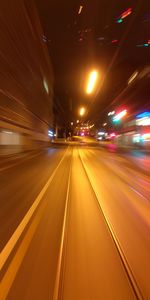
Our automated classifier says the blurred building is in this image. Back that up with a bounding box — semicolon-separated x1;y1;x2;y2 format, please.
114;111;150;150
0;0;53;151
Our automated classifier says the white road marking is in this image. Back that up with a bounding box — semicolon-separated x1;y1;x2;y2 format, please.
0;149;68;272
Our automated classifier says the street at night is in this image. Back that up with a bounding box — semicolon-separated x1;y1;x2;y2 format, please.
0;0;150;299
0;140;150;299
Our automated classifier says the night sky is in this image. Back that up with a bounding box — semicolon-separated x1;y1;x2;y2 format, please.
36;0;150;125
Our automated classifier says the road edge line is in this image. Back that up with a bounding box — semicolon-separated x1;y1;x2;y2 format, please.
0;148;68;271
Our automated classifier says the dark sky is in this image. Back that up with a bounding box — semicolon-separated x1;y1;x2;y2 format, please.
36;0;150;125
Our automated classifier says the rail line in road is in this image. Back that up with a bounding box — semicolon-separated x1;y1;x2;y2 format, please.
0;147;71;300
87;148;150;202
78;148;143;300
0;145;148;299
52;147;143;300
53;150;72;300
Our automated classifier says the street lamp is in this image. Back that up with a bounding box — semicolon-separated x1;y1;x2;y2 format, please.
128;71;138;85
79;107;86;116
86;70;98;94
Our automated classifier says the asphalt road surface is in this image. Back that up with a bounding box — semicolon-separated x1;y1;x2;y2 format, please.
0;143;150;300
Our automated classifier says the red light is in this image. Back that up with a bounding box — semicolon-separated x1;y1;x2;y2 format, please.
112;39;118;43
148;40;150;44
121;8;132;19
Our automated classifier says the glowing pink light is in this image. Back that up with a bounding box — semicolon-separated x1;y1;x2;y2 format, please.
112;39;118;43
110;133;116;138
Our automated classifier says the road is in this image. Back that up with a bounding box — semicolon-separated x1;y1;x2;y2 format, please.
0;143;150;300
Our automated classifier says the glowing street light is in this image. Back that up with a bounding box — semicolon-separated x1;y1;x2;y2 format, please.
79;107;86;116
43;78;49;94
108;111;115;116
90;124;94;128
86;70;98;94
128;71;138;85
78;5;83;15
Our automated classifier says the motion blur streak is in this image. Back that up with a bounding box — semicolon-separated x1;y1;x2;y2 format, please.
0;1;53;154
1;141;150;299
